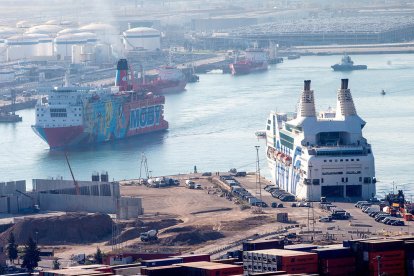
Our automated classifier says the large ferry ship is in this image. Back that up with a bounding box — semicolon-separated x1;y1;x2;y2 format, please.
230;47;268;75
265;79;376;201
32;59;168;148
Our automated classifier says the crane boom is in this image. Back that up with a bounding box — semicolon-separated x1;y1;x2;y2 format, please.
64;152;80;195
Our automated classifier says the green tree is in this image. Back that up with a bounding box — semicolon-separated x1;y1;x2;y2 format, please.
94;247;103;264
6;232;18;264
21;237;40;272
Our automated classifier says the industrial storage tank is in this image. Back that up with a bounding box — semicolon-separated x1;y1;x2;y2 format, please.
25;24;63;36
0;27;20;44
54;32;97;60
25;33;53;56
16;20;31;29
6;34;38;61
79;23;119;51
123;27;161;51
57;28;82;36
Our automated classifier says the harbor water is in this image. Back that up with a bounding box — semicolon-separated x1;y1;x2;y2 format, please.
0;54;413;198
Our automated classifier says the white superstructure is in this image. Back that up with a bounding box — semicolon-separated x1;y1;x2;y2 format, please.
266;79;376;201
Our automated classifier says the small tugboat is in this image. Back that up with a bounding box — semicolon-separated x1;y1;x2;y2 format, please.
381;89;386;96
0;111;22;122
331;54;367;71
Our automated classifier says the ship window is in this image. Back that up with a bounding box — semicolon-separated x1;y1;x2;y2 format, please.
329;160;332;162
267;126;270;130
335;160;338;162
357;159;360;161
345;159;349;161
359;177;362;182
321;178;324;183
351;159;354;161
268;120;271;124
324;160;326;162
364;177;371;184
313;179;320;185
340;159;343;162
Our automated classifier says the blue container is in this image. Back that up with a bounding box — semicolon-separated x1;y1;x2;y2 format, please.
141;258;183;267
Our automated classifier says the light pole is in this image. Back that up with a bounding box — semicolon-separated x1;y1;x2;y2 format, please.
255;146;262;204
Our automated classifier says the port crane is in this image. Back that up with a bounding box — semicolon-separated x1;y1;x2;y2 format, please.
64;152;80;195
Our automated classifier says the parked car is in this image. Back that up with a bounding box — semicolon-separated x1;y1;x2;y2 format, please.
277;203;284;208
202;172;212;176
391;220;405;226
235;171;247;177
271;202;277;208
319;216;332;222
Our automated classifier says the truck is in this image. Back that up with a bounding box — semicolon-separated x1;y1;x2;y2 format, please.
185;180;195;189
140;229;158;242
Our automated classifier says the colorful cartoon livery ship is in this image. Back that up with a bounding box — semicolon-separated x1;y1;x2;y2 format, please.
32;59;168;148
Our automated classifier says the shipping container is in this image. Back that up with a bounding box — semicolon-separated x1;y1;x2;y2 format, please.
141;258;183;267
242;239;284;251
212;258;238;264
359;239;404;252
140;265;184;276
172;254;210;263
312;247;354;259
366;249;404;261
320;256;356;268
284;244;318;252
280;263;318;274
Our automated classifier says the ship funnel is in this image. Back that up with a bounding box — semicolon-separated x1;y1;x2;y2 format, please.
304;80;311;91
336;78;357;117
341;78;348;90
115;59;129;91
298;80;316;118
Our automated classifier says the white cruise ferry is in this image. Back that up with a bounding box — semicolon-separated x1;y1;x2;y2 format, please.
266;79;376;201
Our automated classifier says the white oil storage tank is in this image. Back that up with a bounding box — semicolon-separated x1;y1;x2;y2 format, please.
6;34;38;61
54;32;97;61
25;33;53;56
123;27;160;51
25;24;63;36
0;27;20;44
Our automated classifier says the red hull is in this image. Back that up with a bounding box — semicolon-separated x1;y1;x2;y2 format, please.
230;61;268;75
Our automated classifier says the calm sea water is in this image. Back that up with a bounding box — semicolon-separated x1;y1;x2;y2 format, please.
1;54;413;198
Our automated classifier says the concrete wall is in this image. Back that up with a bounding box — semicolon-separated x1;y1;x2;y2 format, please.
39;193;118;213
0;194;33;214
0;180;26;196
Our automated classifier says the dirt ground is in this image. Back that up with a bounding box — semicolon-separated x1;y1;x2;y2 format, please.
31;173;414;266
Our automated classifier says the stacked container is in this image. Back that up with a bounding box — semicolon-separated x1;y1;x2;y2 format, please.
242;239;284;251
357;240;405;276
405;241;414;276
242;249;318;275
312;246;356;276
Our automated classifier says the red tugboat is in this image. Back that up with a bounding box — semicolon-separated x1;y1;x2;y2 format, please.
230;47;268;75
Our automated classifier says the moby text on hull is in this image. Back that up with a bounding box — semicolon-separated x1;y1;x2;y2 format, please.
265;79;376;201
